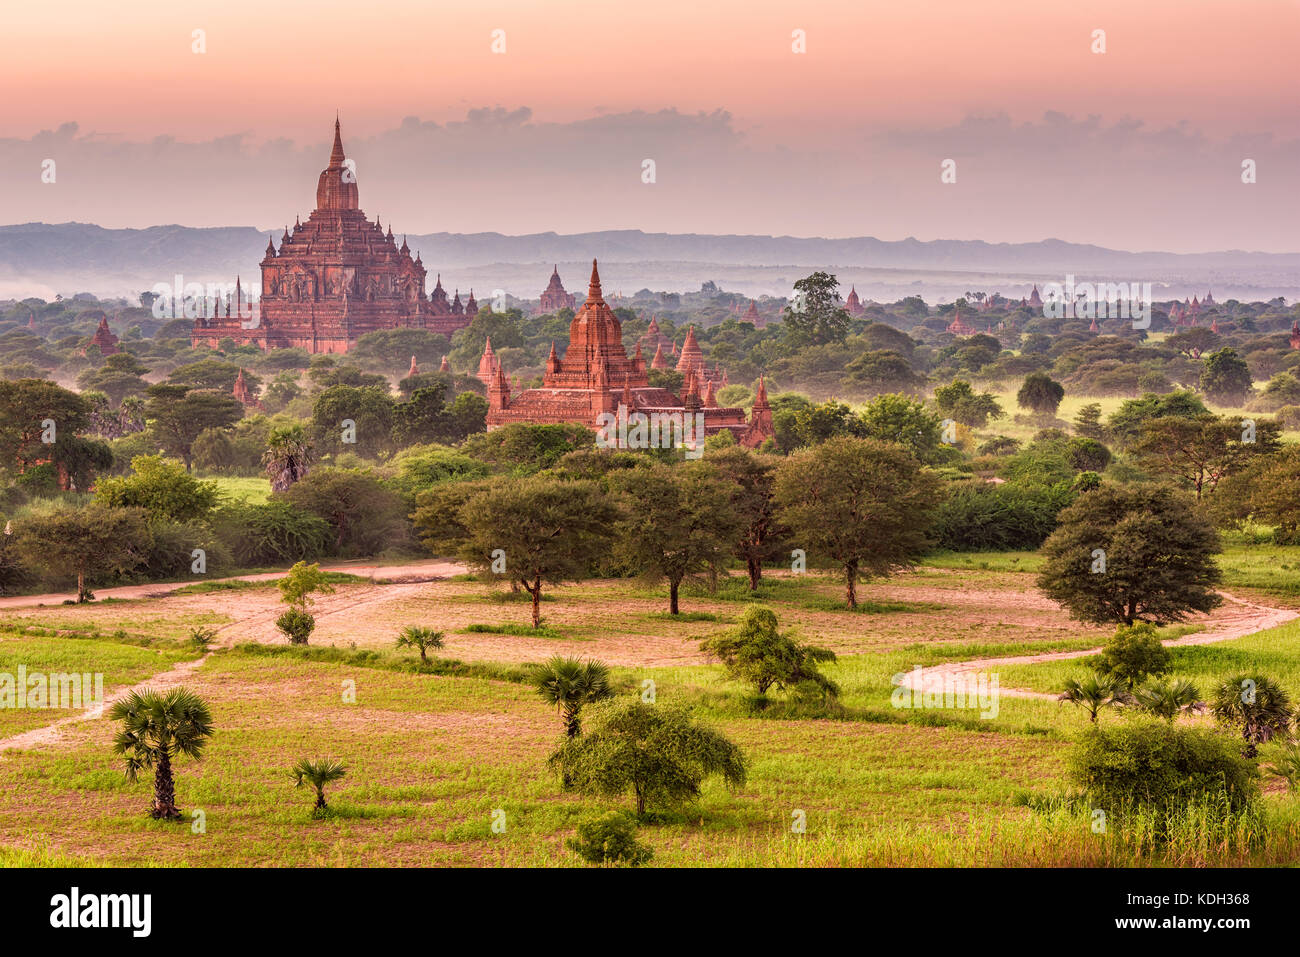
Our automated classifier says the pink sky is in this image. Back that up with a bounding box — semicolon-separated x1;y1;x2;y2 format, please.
2;0;1297;250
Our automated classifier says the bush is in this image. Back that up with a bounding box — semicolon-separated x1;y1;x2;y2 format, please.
1091;623;1171;690
275;608;315;644
1068;719;1259;815
932;481;1071;551
567;811;653;866
212;500;330;567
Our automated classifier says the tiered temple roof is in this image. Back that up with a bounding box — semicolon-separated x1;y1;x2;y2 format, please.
192;119;474;353
538;265;576;313
485;261;773;447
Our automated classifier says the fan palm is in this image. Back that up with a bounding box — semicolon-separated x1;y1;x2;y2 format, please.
262;424;314;493
1131;678;1201;721
109;687;215;819
395;626;444;664
1211;673;1295;757
1058;673;1128;723
528;657;613;738
1275;741;1300;793
291;758;347;813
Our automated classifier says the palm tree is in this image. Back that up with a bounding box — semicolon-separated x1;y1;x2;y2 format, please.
291;758;347;814
262;424;314;493
109;687;214;819
528;657;613;738
1275;741;1300;793
1211;673;1295;757
1058;673;1128;723
1131;678;1201;721
395;626;444;664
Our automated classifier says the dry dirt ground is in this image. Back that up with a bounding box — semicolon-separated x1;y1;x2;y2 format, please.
1;563;1292;753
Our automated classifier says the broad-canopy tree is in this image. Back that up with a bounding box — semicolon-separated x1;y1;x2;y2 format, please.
1017;372;1066;416
94;454;219;523
781;272;852;347
706;446;785;590
548;697;747;816
774;437;941;608
1199;348;1253;405
1037;484;1223;626
609;461;741;615
1131;414;1280;501
14;503;152;601
699;605;837;698
933;379;1004;428
458;476;617;627
144;384;243;470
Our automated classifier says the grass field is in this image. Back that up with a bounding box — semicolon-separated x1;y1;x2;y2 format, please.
0;556;1297;867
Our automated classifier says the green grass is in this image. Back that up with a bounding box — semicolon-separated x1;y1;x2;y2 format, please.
168;571;369;596
461;622;570;640
207;475;272;504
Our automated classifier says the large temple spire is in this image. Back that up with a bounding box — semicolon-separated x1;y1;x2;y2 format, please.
587;259;602;302
330;117;346;167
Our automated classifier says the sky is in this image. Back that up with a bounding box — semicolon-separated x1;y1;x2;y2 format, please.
2;0;1297;251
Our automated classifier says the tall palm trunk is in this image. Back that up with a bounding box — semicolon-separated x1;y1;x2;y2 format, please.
152;752;180;819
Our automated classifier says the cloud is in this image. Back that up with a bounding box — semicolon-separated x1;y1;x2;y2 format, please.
1;109;1296;252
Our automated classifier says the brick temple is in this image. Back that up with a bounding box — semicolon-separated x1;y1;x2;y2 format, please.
485;261;773;448
538;266;576;313
191;119;473;353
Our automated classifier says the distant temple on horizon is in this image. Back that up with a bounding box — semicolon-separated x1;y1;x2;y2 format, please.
538;266;577;313
484;260;772;448
191;119;475;353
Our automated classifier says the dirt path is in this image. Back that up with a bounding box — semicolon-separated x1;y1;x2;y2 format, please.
0;558;468;609
898;591;1299;701
0;559;469;754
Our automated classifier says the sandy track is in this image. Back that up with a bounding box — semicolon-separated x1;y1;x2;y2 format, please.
0;560;467;754
0;559;468;609
897;591;1299;701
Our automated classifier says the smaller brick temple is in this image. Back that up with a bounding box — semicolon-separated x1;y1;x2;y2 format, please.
86;314;120;356
538;265;576;313
485;260;773;448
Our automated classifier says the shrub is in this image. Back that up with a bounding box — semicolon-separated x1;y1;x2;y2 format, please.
1068;718;1259;815
212;500;330;567
567;811;653;866
699;605;837;698
1091;623;1171;690
932;481;1071;551
276;608;315;645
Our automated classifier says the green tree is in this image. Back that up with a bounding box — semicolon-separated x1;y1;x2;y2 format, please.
311;384;395;459
781;272;851;346
1131;414;1279;501
548;698;747;816
707;446;784;589
1037;484;1222;626
109;688;214;819
394;625;444;664
1211;674;1294;757
1017;372;1065;416
1091;623;1172;689
1200;348;1253;405
458;476;616;627
0;378;90;475
94;454;219;523
528;656;614;738
275;561;335;643
144;384;243;470
699;605;837;698
858;393;944;463
609;462;742;615
14;503;152;601
263;424;314;493
775;437;941;608
933;379;1004;428
1105;390;1208;450
1073;402;1105;440
282;468;410;556
290;758;347;815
